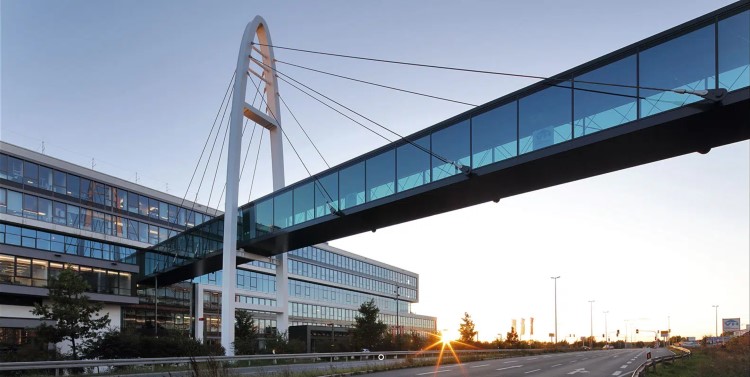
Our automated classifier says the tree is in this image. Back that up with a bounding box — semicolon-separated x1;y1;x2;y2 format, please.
505;329;519;347
458;312;477;343
234;310;258;355
352;299;387;350
31;268;110;359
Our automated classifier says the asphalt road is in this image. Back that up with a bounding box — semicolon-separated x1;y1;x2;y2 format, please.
360;348;674;377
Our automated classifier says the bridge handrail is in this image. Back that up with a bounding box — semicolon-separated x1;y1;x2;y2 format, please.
630;346;692;377
0;348;546;372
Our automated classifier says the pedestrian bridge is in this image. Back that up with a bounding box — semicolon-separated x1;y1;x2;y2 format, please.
141;2;749;286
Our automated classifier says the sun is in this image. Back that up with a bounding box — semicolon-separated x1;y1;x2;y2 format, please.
441;334;452;345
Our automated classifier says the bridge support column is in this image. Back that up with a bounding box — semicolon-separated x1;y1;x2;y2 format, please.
222;15;287;355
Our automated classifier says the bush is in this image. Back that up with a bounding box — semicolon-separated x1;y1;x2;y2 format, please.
84;328;224;359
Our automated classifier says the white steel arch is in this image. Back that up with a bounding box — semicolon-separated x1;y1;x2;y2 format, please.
222;15;287;355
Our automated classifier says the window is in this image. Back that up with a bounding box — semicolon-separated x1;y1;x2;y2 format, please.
0;154;7;180
138;195;149;216
293;182;314;225
8;156;23;183
38;198;52;223
23;161;38;187
53;170;66;194
314;173;338;218
148;198;159;219
339;162;365;210
0;188;6;214
66;174;80;198
67;205;80;228
366;150;395;201
80;178;92;201
38;166;53;191
471;102;518;168
93;182;106;205
22;194;38;220
396;136;431;192
519;84;572;154
432;120;470;181
574;55;637;137
127;192;139;214
719;10;750;91
274;190;293;229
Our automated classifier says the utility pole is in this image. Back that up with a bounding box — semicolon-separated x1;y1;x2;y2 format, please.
712;305;719;338
603;311;609;344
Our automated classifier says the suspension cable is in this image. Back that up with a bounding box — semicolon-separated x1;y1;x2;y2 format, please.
279;93;330;169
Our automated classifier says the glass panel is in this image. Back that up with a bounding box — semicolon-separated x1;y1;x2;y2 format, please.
127;192;139;214
22;194;38;220
148;198;159;219
314;172;338;218
0;154;6;179
256;199;273;235
149;225;159;245
53;170;66;194
93;182;106;205
432;120;470;181
640;25;715;117
23;161;38;187
80;208;92;231
339;162;365;210
104;185;113;207
471;102;517;168
138;221;148;243
159;202;169;222
293;182;314;225
38;198;52;223
168;204;178;224
116;188;128;211
66;174;80;198
93;211;105;233
138;195;149;216
38;166;53;191
397;136;430;192
67;205;80;228
79;178;92;201
719;10;750;91
1;255;15;281
0;188;5;214
53;201;66;225
274;190;293;229
519;84;572;154
366;149;395;201
8;156;23;183
574;55;637;137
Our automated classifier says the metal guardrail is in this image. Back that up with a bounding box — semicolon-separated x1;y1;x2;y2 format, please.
0;348;547;374
631;346;692;376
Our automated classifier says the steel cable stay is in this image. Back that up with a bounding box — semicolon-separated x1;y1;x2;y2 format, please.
251;42;722;98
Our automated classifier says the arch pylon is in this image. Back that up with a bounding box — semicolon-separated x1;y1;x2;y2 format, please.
221;15;287;356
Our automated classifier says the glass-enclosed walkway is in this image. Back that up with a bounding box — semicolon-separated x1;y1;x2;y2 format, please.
143;2;750;285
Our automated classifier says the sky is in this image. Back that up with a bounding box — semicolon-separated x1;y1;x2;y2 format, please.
2;0;748;342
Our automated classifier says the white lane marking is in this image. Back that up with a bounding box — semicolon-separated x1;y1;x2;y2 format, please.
528;357;538;360
620;365;628;369
626;361;632;364
552;363;563;367
567;368;590;375
470;364;489;368
583;357;589;360
570;360;578;363
497;365;522;371
543;355;552;358
525;369;541;374
416;369;453;376
504;360;519;363
612;371;622;376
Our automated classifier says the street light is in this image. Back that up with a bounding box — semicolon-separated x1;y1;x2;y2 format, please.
551;276;560;346
712;305;719;338
395;286;400;348
328;322;335;362
588;300;595;348
154;261;160;338
603;311;609;344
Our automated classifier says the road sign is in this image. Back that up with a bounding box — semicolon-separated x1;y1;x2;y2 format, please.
646;352;652;360
660;330;669;337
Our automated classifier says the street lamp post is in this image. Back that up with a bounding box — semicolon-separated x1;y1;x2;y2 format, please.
603;311;609;344
395;286;400;349
588;300;595;348
712;305;719;338
154;262;160;338
328;322;335;362
551;276;560;346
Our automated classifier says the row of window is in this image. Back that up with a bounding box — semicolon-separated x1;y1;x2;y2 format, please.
0;254;132;296
0;153;214;228
288;259;417;300
236;294;277;307
290;278;409;313
290;246;417;287
237;269;277;293
289;302;435;331
0;223;137;263
236;8;750;240
1;188;182;246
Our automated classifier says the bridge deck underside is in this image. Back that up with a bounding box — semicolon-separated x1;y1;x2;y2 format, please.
142;89;749;286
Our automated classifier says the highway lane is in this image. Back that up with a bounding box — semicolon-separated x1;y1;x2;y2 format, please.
361;348;675;377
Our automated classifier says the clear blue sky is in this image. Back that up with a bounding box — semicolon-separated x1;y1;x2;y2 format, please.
2;0;748;341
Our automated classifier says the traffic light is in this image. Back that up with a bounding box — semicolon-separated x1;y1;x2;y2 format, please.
617;329;620;337
636;329;639;334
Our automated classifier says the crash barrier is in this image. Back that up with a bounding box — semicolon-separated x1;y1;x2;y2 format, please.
0;348;550;375
631;346;692;376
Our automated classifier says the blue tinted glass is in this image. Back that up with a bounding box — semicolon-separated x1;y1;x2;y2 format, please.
66;174;80;198
432;120;470;181
8;157;22;183
519;84;572;154
339;162;364;210
396;136;430;192
366;149;395;201
23;161;38;187
0;154;7;179
39;166;53;191
719;10;750;91
574;55;637;137
471;102;517;168
274;190;293;229
640;25;715;117
315;172;338;218
256;199;273;235
294;182;314;225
